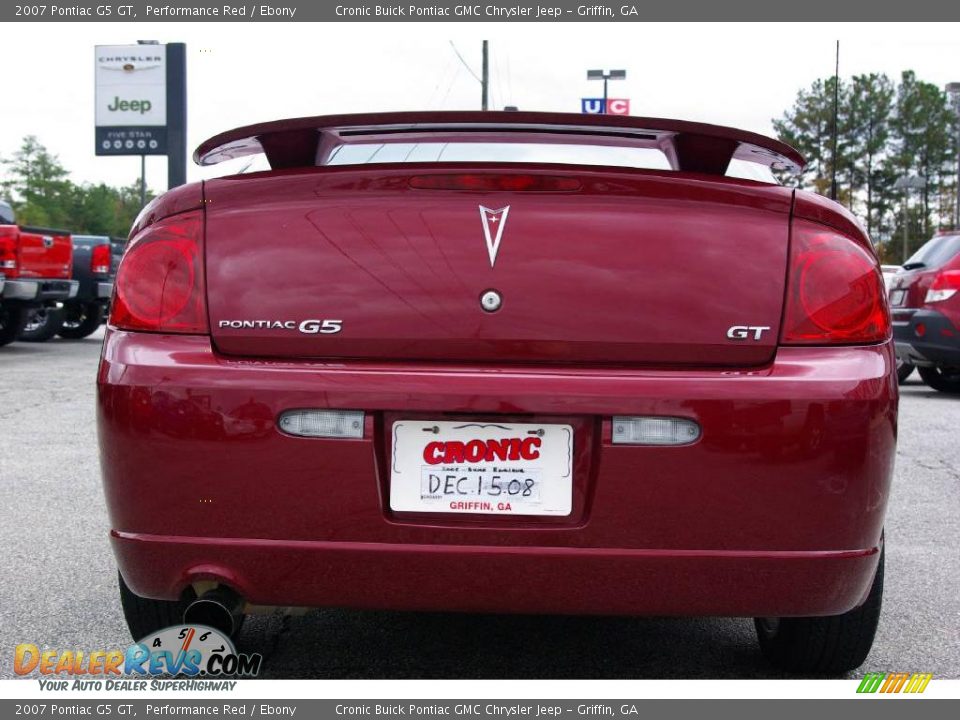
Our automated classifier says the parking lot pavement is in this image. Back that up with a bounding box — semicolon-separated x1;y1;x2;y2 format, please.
1;333;958;679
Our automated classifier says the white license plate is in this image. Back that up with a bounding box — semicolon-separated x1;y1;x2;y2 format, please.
890;289;906;307
389;420;574;516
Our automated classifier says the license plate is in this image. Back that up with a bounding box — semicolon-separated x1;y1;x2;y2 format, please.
389;420;574;516
890;289;906;307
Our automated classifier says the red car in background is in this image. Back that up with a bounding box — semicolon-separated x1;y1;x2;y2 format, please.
891;231;960;393
0;199;78;345
97;112;896;675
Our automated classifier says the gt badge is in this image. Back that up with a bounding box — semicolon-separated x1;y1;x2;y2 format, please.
479;205;510;267
727;325;770;341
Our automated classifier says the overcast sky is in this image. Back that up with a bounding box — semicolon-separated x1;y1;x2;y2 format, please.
2;22;959;191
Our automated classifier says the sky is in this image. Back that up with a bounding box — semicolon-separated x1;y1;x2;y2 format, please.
2;21;959;192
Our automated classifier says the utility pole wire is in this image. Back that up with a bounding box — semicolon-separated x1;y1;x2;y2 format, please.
449;41;482;84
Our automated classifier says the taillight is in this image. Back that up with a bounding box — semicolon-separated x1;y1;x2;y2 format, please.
925;270;960;303
90;244;112;275
109;211;207;334
781;220;889;345
0;233;17;274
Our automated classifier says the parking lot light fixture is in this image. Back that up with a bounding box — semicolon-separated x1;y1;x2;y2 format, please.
894;175;927;263
587;68;627;114
946;83;960;228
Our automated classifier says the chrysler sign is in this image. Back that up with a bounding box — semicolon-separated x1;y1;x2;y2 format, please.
95;44;168;155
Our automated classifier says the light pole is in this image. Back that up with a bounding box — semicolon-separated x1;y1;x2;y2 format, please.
587;69;626;114
947;82;960;229
894;175;926;263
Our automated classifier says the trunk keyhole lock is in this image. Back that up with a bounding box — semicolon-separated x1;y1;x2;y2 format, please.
480;289;502;313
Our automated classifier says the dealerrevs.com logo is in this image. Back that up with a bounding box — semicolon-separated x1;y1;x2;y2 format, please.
14;625;262;690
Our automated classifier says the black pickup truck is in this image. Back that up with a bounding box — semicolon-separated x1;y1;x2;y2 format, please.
19;233;114;341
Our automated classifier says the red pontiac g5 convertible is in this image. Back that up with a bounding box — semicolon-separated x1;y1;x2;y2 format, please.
97;112;896;674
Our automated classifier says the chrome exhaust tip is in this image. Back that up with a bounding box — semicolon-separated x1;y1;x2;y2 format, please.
183;586;244;637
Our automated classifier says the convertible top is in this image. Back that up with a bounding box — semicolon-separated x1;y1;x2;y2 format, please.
194;111;805;176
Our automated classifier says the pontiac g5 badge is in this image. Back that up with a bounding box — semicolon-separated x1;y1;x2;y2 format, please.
479;205;510;267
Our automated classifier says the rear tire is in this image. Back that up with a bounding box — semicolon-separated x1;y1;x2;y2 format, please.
896;359;914;384
118;572;194;642
58;302;104;339
0;305;28;346
917;365;960;394
18;306;64;343
755;546;884;675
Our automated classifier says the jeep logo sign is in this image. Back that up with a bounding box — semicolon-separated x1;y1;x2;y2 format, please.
106;97;153;114
95;44;168;156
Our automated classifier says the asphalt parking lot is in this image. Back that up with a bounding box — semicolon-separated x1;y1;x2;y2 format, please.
2;331;958;679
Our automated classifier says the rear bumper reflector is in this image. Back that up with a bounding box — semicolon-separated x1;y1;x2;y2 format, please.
278;409;364;439
611;416;701;445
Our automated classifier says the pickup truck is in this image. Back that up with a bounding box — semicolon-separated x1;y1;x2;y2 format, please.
0;200;78;346
21;234;116;341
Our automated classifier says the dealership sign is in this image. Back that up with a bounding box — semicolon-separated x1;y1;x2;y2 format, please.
581;98;631;115
95;44;168;155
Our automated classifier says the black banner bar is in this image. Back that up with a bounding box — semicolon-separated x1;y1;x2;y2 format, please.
0;699;957;719
4;1;960;22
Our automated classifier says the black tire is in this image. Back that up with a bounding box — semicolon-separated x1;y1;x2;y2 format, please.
58;302;105;340
896;359;915;384
18;306;65;343
755;546;884;675
916;365;960;394
118;572;195;642
0;304;28;347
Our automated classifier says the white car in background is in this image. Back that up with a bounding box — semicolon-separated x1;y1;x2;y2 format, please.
881;264;914;383
882;264;903;292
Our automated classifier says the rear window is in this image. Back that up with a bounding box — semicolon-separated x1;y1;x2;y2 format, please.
904;234;960;269
325;142;674;170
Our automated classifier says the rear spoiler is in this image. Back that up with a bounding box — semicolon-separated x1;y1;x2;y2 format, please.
194;111;805;176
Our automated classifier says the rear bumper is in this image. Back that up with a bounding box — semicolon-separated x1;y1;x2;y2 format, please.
69;277;113;304
2;278;78;302
98;331;897;618
893;309;960;367
112;531;880;618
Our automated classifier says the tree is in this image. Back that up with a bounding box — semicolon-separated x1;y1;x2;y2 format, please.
0;136;73;228
1;136;153;237
774;79;835;192
846;74;894;237
887;71;956;240
774;70;958;250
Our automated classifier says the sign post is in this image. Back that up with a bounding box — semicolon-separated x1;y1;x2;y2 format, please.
166;43;187;189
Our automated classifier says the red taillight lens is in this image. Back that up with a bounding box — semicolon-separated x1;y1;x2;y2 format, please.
925;270;960;303
409;174;581;192
781;220;889;345
0;231;17;274
90;244;112;275
109;211;207;334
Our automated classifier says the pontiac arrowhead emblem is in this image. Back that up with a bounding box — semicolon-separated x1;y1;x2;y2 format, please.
479;205;510;267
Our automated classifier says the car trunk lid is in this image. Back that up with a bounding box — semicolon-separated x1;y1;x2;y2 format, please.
205;167;793;367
